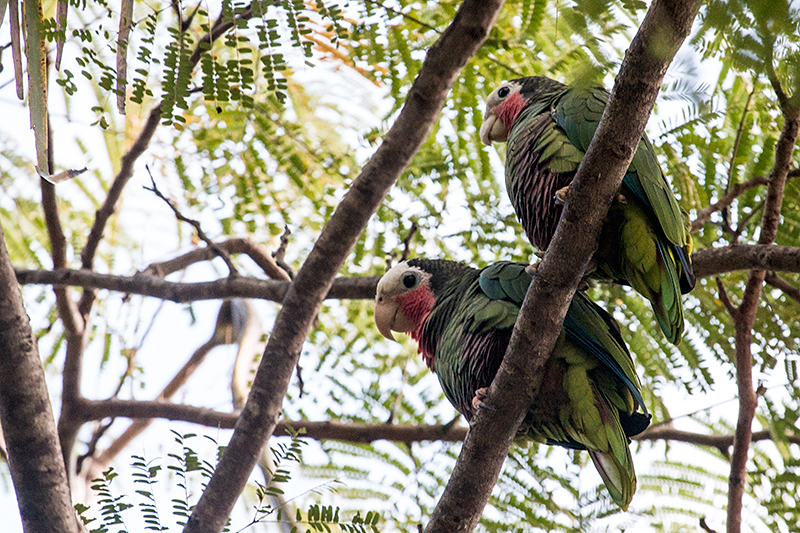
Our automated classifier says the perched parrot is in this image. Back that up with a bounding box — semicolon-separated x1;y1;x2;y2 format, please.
480;76;695;345
375;259;651;510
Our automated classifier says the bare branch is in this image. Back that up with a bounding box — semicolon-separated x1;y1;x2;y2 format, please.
13;244;800;305
42;114;84;336
144;237;291;281
72;400;800;449
272;226;294;279
144;170;239;276
15;268;378;302
691;245;800;279
79;106;161;276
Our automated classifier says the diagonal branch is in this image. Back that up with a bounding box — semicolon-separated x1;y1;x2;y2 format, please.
764;271;800;304
424;1;703;531
183;2;506;531
691;175;767;233
143;171;239;276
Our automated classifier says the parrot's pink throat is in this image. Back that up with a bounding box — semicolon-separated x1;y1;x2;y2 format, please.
496;90;526;129
396;286;436;370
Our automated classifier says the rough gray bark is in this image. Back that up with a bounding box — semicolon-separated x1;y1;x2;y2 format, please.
0;224;78;533
424;1;704;531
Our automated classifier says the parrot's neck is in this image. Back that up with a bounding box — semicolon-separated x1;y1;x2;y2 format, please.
497;91;527;130
397;286;436;370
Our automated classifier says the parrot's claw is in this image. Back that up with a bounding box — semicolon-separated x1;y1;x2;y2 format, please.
615;193;627;204
554;185;570;205
472;388;494;412
525;262;540;274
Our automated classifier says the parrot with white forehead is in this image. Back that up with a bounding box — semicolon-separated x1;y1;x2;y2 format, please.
375;258;651;509
480;76;695;345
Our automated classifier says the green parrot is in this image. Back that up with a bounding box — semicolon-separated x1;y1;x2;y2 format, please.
480;76;695;345
375;259;651;510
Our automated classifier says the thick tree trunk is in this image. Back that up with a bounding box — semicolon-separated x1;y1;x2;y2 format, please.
0;224;78;533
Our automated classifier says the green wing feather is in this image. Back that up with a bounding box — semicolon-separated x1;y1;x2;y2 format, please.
552;85;690;249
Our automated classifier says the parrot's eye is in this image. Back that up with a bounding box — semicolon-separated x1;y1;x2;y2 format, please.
402;273;417;288
498;86;511;98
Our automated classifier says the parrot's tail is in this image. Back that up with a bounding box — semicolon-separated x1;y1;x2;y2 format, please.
587;387;637;510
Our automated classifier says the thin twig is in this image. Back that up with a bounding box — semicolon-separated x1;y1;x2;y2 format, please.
700;517;719;533
143;169;240;277
272;226;294;279
400;222;418;262
716;277;738;316
720;84;756;229
691;175;768;233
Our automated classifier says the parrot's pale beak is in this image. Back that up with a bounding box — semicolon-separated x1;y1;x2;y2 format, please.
374;296;415;341
479;112;508;145
375;298;399;341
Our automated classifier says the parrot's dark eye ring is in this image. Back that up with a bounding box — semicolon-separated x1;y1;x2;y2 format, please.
402;273;417;288
498;86;510;98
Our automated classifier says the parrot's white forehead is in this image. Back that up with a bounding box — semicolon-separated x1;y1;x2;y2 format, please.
484;80;522;118
376;262;431;299
487;80;520;100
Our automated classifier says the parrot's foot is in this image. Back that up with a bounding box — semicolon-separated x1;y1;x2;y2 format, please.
472;388;494;412
615;193;627;204
525;251;545;274
554;185;570;205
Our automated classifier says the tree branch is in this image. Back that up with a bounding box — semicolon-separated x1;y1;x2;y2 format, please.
0;225;78;533
183;2;505;531
14;267;378;302
691;245;800;278
13;243;800;304
42;114;84;336
765;271;800;304
143;237;291;280
726;93;800;533
72;400;800;449
425;2;703;531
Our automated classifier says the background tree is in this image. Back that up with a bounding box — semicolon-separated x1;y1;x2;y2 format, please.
1;0;799;532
